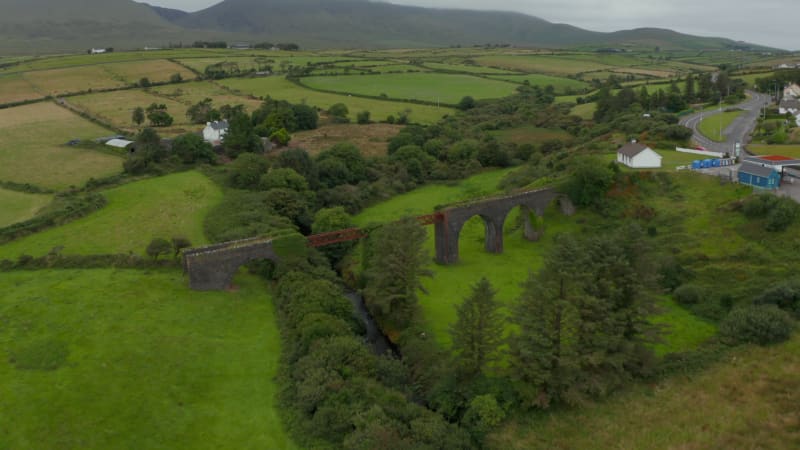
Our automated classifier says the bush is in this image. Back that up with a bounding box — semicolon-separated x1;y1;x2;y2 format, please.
766;199;799;232
719;305;794;346
673;284;704;306
146;238;172;260
356;111;371;124
753;279;800;318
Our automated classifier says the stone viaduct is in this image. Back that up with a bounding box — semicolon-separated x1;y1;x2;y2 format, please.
184;188;573;290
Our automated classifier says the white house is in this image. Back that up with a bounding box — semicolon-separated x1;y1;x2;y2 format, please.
90;48;107;54
617;142;662;169
203;120;229;144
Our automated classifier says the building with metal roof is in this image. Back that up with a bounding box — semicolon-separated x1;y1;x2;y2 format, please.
738;162;781;190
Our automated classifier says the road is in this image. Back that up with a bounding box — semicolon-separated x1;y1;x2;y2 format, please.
679;90;771;155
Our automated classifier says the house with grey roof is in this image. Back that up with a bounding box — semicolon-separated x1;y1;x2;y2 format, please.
203;120;229;145
616;141;662;169
738;162;781;190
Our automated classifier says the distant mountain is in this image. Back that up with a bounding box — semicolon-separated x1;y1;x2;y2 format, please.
173;0;774;51
144;3;190;23
0;0;776;54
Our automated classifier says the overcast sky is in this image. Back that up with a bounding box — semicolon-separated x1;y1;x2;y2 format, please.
148;0;797;50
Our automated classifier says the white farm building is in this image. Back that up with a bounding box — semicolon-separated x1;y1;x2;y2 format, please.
203;120;229;145
616;142;662;169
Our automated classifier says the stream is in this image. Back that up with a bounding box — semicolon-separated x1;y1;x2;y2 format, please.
345;290;398;357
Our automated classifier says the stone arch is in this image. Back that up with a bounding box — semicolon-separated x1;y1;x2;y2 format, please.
184;239;279;291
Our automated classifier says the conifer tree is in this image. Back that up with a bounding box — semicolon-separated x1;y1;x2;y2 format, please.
450;278;504;376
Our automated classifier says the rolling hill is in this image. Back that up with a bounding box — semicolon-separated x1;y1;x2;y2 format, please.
0;0;777;54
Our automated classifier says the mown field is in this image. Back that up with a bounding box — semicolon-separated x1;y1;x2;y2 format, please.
221;76;453;124
177;55;347;74
0;102;122;190
0;188;51;228
489;335;800;449
699;110;745;142
0;269;295;450
103;59;196;85
420;62;519;74
0;171;221;259
472;55;617;76
150;81;263;112
300;73;520;104
23;65;127;96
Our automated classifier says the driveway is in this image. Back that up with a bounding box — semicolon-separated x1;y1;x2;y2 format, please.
679;91;771;156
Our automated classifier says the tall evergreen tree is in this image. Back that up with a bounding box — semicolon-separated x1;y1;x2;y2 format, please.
510;227;657;407
450;278;504;376
364;218;431;331
685;74;696;102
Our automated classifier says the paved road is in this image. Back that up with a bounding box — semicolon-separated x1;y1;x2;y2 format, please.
679;91;771;155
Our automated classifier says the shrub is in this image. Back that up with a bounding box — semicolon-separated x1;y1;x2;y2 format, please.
765;199;799;232
673;284;704;306
719;305;794;346
357;110;371;124
753;279;800;318
146;238;172;260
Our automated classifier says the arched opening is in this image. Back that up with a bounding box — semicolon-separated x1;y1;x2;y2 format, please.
448;213;503;263
501;205;546;249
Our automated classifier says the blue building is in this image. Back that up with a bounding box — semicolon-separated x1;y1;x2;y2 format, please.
738;162;781;190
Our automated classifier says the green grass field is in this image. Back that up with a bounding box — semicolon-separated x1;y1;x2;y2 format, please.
485;74;589;93
0;73;42;105
747;144;800;158
103;59;196;85
0;269;295;449
472;55;616;75
0;188;52;228
489;334;800;449
570;102;597;119
150;81;264;112
23;65;127;96
0;171;222;259
299;73;519;104
221;76;453;124
698;110;745;142
422;62;519;74
0;102;123;190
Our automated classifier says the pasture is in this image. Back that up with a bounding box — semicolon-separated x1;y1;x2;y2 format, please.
489;335;800;449
103;59;196;85
747;144;800;158
290;123;402;157
221;76;453;124
299;73;519;104
571;102;597;119
177;55;347;73
0;171;222;259
0;269;295;450
421;62;519;74
487;73;589;93
0;102;122;190
472;55;616;75
0;74;42;105
68;89;193;134
23;65;126;96
0;188;52;228
149;81;263;112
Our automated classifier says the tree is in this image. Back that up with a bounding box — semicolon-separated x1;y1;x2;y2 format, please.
139;77;151;88
685;74;696;102
260;168;308;192
269;128;291;146
171;236;192;257
224;112;262;157
316;143;367;187
228;153;270;190
563;157;616;208
292;103;319;130
510;228;657;407
312;207;356;267
458;96;476;110
450;278;504;376
390;145;435;182
146;238;172;260
364;218;432;331
357;110;371;124
171;133;216;164
132;107;145;126
328;103;350;121
186;98;218;124
169;73;183;83
146;103;173;127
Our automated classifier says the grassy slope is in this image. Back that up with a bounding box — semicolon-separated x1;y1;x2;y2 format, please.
220;76;453;125
300;73;518;104
0;171;222;259
0;102;122;190
488;335;800;449
472;55;616;75
0;269;295;450
748;144;800;158
698;110;745;142
0;188;52;228
354;169;715;350
422;62;519;74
